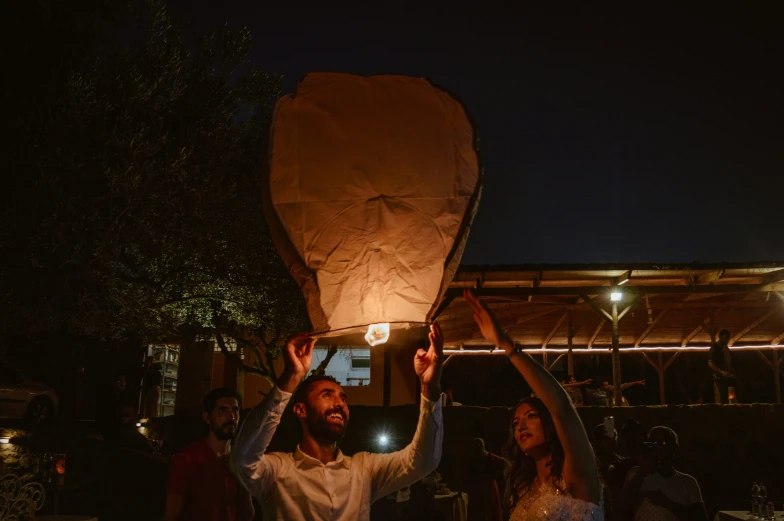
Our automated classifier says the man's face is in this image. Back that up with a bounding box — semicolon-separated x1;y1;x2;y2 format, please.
647;430;674;465
204;397;240;441
718;332;730;345
602;381;611;391
300;380;350;442
118;405;137;428
569;376;577;384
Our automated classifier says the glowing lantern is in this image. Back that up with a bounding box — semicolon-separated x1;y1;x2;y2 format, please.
262;73;482;343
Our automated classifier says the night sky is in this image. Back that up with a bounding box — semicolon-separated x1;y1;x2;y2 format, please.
169;3;784;265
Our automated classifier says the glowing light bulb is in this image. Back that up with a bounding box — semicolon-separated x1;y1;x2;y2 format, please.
610;292;623;302
365;323;390;346
378;435;389;447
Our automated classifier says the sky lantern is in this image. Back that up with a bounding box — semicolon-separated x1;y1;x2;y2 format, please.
262;73;482;345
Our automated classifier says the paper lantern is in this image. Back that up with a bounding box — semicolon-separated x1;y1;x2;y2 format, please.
262;73;482;343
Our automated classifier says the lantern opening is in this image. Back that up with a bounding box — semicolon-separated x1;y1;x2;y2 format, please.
365;323;390;346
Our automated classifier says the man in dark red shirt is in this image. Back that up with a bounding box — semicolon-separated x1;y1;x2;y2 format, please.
164;388;253;521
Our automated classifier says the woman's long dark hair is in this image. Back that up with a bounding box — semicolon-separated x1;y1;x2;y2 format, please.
502;396;565;515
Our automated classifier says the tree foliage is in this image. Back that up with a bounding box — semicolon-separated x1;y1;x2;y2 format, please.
3;0;310;381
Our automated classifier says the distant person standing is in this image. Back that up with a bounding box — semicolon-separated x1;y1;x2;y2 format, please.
618;426;707;521
464;438;506;521
599;380;646;406
164;388;253;521
708;329;738;403
561;376;593;406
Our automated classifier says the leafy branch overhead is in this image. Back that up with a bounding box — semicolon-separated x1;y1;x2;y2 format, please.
3;0;310;358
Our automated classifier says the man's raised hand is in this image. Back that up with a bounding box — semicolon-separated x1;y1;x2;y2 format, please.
414;322;444;401
279;333;317;393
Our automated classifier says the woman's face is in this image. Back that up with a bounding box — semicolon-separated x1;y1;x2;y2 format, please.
512;402;547;453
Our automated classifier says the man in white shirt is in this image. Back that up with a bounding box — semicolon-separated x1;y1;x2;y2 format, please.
618;426;707;521
232;324;445;521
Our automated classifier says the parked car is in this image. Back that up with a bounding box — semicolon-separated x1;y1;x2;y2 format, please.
0;363;58;427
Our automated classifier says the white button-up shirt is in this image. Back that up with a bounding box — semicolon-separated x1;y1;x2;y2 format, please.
232;387;443;521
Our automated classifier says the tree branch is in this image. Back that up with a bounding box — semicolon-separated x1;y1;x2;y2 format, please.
313;345;338;376
215;330;273;383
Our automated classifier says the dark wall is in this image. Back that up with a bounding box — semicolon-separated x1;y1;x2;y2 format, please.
281;403;783;516
150;402;784;517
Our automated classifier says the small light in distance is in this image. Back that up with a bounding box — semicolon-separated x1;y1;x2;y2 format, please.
378;434;389;447
0;438;10;444
136;422;142;427
610;291;623;302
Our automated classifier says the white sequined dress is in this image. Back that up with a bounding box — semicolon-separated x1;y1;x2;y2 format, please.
509;477;604;521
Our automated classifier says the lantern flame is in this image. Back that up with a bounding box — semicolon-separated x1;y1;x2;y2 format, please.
365;323;390;346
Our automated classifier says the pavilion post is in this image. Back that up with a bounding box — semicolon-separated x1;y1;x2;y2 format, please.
657;351;666;405
567;310;575;376
774;350;781;404
611;302;622;406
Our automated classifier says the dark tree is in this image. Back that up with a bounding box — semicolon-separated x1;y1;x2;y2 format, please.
3;0;309;384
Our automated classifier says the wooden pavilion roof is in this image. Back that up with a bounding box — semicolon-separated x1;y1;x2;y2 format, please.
436;263;784;352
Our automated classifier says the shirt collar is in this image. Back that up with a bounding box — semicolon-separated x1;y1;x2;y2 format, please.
293;445;351;470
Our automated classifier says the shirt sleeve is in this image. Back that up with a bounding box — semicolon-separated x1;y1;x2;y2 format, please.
363;396;443;503
687;476;704;505
624;466;639;485
166;451;191;495
230;386;291;499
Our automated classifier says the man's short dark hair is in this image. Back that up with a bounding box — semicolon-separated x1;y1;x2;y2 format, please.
648;425;679;450
292;374;340;405
718;329;731;338
203;387;242;414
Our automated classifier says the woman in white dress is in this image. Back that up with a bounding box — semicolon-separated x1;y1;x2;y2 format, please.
464;290;603;521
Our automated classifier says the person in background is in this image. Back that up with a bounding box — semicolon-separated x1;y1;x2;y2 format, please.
164;388;252;521
708;329;738;404
232;326;444;521
617;426;706;521
600;380;646;406
464;290;603;521
561;376;594;406
590;424;636;521
464;437;505;521
104;401;151;453
618;419;647;462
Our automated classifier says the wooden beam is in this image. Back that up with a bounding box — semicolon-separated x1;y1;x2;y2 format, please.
542;312;568;348
663;352;681;371
618;294;643;321
755;350;774;369
771;331;784;345
588;321;605;349
638;351;659;371
729;309;777;346
432;294;456;320
580;294;612;322
681;322;706;347
697;269;725;284
635;307;670;347
611;302;622;406
514;307;562;325
680;309;725;347
548;354;565;372
445;282;784;299
658;351;666;405
567;310;574;376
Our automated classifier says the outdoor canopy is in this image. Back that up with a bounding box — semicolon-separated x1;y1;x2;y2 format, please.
262;73;482;340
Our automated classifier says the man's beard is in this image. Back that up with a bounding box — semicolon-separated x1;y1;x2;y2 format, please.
306;408;347;443
211;421;237;441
